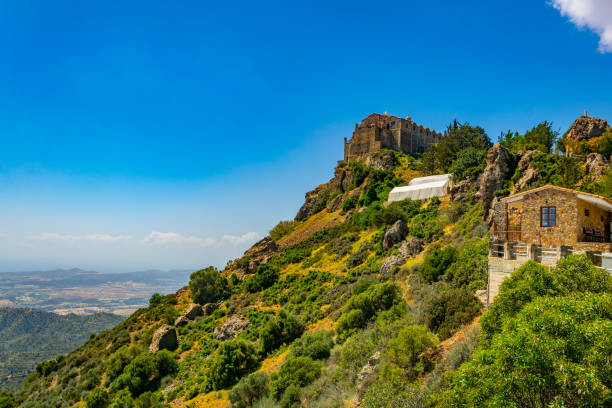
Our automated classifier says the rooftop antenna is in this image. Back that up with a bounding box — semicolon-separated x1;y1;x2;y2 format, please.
584;109;588;117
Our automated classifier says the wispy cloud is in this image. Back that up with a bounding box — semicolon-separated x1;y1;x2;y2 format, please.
550;0;612;53
143;231;217;246
221;232;261;245
33;233;133;242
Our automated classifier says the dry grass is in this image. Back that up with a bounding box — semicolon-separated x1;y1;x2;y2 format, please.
258;348;289;375
278;210;344;248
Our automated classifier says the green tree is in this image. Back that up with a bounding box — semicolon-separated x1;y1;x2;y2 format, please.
85;388;110;408
259;310;304;354
289;331;334;360
448;147;487;181
436;121;491;172
419;247;458;284
208;339;258;390
245;263;279;292
270;356;321;400
0;391;15;408
189;266;229;304
443;294;612;407
386;325;438;379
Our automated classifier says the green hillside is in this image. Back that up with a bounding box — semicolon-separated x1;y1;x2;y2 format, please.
3;117;611;408
0;308;123;392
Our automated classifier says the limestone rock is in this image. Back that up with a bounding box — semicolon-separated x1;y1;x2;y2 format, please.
382;220;408;251
517;150;538;172
475;289;487;306
476;143;513;218
586;153;608;180
174;315;191;327
399;236;422;258
149;325;178;353
183;303;203;320
202;302;219;317
364;150;396;171
213;317;251;341
380;255;405;276
326;193;344;212
565;115;609;155
239;237;278;274
356;351;381;390
515;166;538;192
449;179;473;202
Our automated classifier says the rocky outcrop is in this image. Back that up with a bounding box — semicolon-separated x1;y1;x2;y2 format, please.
449;179;474;202
213;317;251;341
356;351;381;390
202;302;219;317
174;303;205;326
476;143;514;218
382;220;408;251
586;153;608;180
364;150;396;171
238;237;279;274
399;236;422;258
565;115;609;155
380;255;405;276
149;325;178;353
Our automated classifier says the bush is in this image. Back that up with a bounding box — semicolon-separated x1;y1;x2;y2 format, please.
443;238;488;291
279;384;301;408
228;372;270;408
386;325;439;379
106;345;141;383
443;294;612;407
245;264;279;293
289;331;334;360
419;247;458;284
449;147;486;181
418;286;482;340
342;197;356;212
270;356;322;400
189;266;230;304
85;388;109;408
148;293;164;307
208;339;259;390
270;221;297;241
480;255;610;343
259;310;304;355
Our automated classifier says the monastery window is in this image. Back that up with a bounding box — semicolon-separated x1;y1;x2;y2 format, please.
584;209;590;217
391;121;396;129
541;207;557;227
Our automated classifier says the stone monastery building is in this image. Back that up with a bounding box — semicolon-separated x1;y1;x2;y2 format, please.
344;113;442;162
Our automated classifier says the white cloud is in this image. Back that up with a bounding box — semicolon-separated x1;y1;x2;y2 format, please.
143;231;217;247
550;0;612;52
221;232;261;245
34;233;133;242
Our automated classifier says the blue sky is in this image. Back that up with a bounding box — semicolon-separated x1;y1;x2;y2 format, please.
1;0;611;272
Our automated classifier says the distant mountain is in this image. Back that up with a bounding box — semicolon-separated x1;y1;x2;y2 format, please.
0;307;123;391
0;268;192;315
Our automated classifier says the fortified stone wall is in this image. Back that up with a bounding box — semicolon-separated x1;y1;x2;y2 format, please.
344;113;441;161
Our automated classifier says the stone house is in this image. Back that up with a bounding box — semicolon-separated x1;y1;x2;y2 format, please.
343;113;442;162
488;185;612;305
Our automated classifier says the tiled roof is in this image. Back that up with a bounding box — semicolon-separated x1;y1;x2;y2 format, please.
500;184;612;205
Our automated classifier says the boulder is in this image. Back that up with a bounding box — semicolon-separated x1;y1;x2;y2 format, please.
213;317;251;341
239;237;279;274
586;153;608;180
202;302;220;317
356;351;381;390
517;150;538;172
326;193;344;212
476;143;514;219
399;236;422;258
183;303;203;320
364;150;396;171
449;179;474;202
565;115;609;155
515;166;538;192
382;220;408;251
174;315;191;327
149;325;178;353
380;255;405;276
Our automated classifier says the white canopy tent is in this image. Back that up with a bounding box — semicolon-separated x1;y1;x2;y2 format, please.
387;174;452;203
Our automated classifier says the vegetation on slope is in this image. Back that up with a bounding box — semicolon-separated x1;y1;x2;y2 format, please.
0;308;123;392
4;117;611;408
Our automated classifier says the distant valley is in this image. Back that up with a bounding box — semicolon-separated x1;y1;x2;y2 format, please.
0;307;124;390
0;268;192;316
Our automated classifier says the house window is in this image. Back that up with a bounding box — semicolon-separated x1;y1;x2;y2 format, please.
585;209;590;217
541;207;557;227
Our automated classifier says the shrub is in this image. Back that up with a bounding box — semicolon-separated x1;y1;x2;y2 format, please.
207;339;258;390
270;356;322;400
386;325;438;379
279;384;301;408
245;264;279;293
419;247;458;284
290;331;334;360
270;221;297;241
443;238;488;291
148;293;164;307
443;294;612;407
189;266;230;304
418;286;482;340
0;391;15;408
449;147;486;181
259;310;304;355
480;255;610;343
228;372;270;408
85;388;109;408
342;197;356;212
106;345;141;383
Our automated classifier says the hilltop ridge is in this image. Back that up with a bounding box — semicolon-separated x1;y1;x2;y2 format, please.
5;114;612;408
